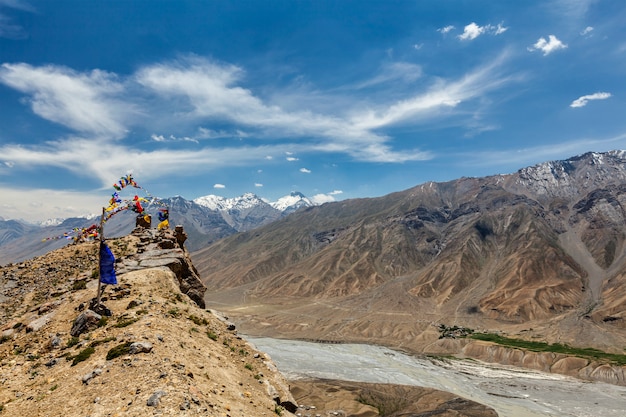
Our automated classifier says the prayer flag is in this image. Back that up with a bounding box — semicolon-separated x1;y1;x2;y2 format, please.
99;242;117;285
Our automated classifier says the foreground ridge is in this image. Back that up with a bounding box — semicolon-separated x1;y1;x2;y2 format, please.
0;226;296;416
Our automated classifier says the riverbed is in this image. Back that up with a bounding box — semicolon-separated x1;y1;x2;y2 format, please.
247;337;626;417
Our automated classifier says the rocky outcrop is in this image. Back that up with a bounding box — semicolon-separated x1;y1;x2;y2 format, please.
116;226;207;308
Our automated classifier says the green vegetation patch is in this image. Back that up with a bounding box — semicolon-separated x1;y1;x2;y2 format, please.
71;347;95;366
471;333;626;365
89;336;116;348
188;314;208;326
106;342;133;360
113;315;140;328
71;280;87;291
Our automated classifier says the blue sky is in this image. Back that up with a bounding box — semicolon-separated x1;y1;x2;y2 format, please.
1;0;625;221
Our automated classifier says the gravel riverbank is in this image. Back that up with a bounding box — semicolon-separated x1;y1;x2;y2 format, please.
247;337;626;417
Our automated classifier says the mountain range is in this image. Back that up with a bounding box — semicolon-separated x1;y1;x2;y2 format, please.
0;191;315;265
2;150;626;384
190;150;626;383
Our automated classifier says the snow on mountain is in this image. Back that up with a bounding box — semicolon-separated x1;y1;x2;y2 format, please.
194;191;314;213
37;218;67;227
269;192;314;212
193;194;228;211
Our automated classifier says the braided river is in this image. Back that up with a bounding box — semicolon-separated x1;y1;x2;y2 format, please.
248;337;626;417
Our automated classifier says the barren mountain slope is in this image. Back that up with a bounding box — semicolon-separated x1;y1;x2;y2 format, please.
194;151;626;376
0;227;502;417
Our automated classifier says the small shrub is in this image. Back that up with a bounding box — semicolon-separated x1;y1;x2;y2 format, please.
113;317;139;328
188;315;208;326
244;363;253;371
207;331;218;341
67;336;80;348
71;347;95;366
71;280;87;291
97;317;108;327
106;342;132;360
90;336;116;348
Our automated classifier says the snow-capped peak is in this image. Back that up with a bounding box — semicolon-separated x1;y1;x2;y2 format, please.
194;191;315;213
194;193;266;211
270;191;313;212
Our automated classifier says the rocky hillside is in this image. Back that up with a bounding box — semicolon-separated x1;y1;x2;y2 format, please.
0;226;297;416
0;225;500;417
193;151;626;383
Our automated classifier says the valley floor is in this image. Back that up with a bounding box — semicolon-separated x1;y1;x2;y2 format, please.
248;337;626;417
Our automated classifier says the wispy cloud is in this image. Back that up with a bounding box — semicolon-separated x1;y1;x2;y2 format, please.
0;0;36;12
0;0;35;40
299;168;311;173
528;35;567;55
355;62;422;89
570;92;611;108
580;26;594;36
463;132;626;169
0;186;105;221
0;12;25;39
458;22;508;41
0;63;133;136
151;134;199;144
0;53;516;188
437;25;455;35
213;183;225;189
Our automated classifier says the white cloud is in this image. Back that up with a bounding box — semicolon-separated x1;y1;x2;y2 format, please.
438;25;454;34
254;183;263;187
0;53;516;190
458;22;507;41
286;157;299;162
0;186;106;222
310;193;337;204
580;26;594;36
494;23;508;35
570;92;611;108
299;168;311;173
213;183;225;189
151;133;198;143
0;63;133;136
528;35;567;55
329;190;343;195
458;23;484;40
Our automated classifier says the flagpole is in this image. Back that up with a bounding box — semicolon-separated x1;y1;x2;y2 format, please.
96;207;105;306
